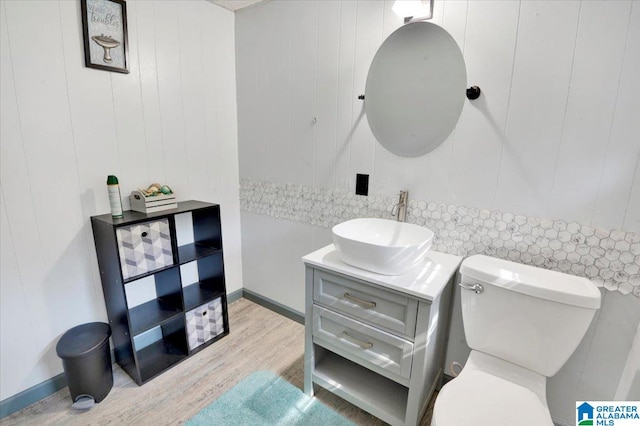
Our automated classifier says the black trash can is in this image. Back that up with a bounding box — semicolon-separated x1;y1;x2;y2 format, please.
56;322;113;408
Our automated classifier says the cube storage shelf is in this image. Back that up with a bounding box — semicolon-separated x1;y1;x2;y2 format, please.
91;200;229;385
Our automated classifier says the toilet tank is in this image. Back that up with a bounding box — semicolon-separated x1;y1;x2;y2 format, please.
459;255;601;377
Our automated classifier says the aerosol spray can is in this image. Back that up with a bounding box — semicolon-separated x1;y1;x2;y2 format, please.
107;175;124;218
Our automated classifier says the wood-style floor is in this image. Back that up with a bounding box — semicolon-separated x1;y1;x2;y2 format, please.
3;298;434;425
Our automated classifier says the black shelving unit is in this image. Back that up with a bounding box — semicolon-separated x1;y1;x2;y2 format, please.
91;201;229;385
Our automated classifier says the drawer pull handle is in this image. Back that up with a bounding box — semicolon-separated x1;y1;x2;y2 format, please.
341;331;373;350
343;293;376;309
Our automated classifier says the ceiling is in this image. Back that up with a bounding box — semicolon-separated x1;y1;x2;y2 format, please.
210;0;267;11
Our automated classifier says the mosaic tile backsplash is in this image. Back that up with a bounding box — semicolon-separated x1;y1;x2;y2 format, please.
240;179;640;297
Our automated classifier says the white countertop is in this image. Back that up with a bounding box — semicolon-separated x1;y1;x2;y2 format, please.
302;244;463;302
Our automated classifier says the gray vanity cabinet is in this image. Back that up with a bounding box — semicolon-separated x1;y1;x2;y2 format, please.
303;245;461;426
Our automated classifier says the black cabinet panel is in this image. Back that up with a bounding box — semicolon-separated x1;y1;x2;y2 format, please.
129;299;182;336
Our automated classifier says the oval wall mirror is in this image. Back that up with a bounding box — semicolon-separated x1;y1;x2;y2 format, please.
365;22;467;157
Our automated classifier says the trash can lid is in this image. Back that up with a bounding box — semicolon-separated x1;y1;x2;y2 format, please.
56;322;111;359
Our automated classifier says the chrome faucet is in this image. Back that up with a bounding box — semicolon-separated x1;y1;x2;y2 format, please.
391;190;408;222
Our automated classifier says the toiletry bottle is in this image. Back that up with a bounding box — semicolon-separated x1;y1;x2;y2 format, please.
107;175;124;218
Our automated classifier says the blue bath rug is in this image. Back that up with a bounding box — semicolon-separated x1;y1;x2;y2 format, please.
186;371;354;426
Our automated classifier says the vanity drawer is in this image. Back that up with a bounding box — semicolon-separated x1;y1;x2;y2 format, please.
312;305;413;381
116;218;174;280
313;270;418;339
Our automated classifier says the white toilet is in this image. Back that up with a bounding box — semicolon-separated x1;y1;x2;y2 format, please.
433;254;601;426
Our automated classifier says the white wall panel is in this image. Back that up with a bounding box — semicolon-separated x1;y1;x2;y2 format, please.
449;1;519;207
381;0;403;38
370;136;393;196
235;4;260;182
289;1;318;188
267;218;313;313
334;0;358;191
210;3;243;293
179;1;209;202
265;1;292;183
286;221;314;313
311;225;333;251
240;212;266;296
0;4;52;400
110;2;152;206
494;0;581;218
153;0;190;198
313;0;342;189
549;1;631;224
255;6;271;183
242;212;313;313
598;3;640;232
202;2;222;202
442;0;467;43
429;0;444;26
59;0;120;215
263;216;287;306
135;1;166;185
0;191;44;401
625;160;640;233
347;0;384;193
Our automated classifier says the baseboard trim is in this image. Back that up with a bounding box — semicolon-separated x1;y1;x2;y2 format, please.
0;372;67;419
226;288;244;304
242;289;305;325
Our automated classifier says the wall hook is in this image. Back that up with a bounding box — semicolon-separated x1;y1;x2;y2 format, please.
466;86;481;100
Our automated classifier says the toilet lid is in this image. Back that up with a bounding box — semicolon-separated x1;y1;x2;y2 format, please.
433;370;553;426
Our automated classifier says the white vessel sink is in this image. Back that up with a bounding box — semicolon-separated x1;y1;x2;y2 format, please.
332;218;434;275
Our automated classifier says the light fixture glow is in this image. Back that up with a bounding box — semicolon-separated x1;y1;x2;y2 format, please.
392;0;433;22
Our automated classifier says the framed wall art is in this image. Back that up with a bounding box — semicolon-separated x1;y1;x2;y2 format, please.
80;0;129;73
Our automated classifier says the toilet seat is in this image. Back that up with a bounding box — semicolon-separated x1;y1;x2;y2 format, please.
433;368;553;426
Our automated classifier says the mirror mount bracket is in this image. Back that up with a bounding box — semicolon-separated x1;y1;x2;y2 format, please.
466;86;481;100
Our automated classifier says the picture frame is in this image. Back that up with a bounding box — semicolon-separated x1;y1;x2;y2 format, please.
80;0;129;74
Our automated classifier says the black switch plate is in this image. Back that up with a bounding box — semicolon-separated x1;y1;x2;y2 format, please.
356;174;369;196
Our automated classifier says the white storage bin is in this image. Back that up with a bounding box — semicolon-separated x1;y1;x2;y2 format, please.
116;219;174;280
186;298;224;351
